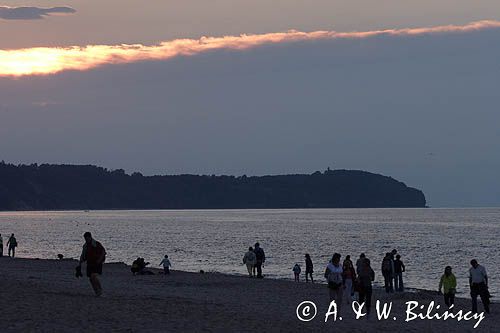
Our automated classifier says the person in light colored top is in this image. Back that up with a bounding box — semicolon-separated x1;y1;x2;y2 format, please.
159;255;172;275
242;247;256;277
438;266;457;307
469;259;490;314
325;253;344;311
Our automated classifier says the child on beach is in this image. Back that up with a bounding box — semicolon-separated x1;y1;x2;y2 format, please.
159;255;171;275
293;263;301;282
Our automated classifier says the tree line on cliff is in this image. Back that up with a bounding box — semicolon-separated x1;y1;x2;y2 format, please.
0;162;426;210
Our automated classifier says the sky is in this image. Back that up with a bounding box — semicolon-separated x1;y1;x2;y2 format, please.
1;1;500;207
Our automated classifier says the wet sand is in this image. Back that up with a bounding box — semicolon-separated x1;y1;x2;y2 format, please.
0;257;496;332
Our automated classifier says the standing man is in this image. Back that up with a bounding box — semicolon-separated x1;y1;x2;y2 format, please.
78;232;106;296
469;259;490;314
253;242;265;278
6;234;17;257
0;234;3;257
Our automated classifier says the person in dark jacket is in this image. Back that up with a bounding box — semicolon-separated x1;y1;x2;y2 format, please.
253;242;265;278
381;253;393;293
305;253;314;283
7;234;17;257
394;254;405;292
358;259;375;315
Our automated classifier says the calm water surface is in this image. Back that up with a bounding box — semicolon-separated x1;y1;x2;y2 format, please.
0;208;498;295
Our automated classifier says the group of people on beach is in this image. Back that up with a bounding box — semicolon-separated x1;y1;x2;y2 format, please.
0;233;18;257
242;244;491;315
4;230;491;316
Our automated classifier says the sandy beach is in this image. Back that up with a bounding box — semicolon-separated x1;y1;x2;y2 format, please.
0;257;495;332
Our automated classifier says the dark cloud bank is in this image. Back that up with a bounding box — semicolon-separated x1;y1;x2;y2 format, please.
0;6;75;20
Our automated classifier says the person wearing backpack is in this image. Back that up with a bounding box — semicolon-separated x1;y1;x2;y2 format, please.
381;253;393;293
293;263;301;282
325;253;344;309
77;232;106;296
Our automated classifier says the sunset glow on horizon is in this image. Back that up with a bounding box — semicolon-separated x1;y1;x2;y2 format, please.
1;20;500;78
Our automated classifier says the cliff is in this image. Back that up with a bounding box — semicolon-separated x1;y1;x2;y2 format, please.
0;163;426;210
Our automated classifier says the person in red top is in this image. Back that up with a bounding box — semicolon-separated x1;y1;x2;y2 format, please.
78;232;106;296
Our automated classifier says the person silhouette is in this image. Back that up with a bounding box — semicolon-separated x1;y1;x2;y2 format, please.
77;232;106;296
469;259;490;314
305;254;314;283
6;234;17;257
253;243;265;278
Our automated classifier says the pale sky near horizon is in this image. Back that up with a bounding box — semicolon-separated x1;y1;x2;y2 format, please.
1;1;500;207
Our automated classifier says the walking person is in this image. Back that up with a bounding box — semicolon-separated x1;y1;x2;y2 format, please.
293;263;301;282
0;233;3;257
357;259;375;315
305;253;314;283
78;232;106;296
159;255;172;275
253;243;265;278
7;234;17;257
343;255;356;304
469;259;490;314
394;254;405;292
381;253;393;293
325;253;344;310
439;266;457;308
243;247;256;277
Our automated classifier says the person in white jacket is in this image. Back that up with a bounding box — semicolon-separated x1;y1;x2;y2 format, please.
243;247;257;277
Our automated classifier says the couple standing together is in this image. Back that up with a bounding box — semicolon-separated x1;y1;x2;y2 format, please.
243;242;265;278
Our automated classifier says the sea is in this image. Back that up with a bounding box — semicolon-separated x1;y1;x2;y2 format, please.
0;208;498;295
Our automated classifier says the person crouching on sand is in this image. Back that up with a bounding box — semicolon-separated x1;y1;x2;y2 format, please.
293;263;301;282
159;255;172;275
243;247;256;277
439;266;457;307
78;232;106;296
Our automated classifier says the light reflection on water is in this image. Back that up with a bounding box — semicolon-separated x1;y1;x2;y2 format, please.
0;208;498;294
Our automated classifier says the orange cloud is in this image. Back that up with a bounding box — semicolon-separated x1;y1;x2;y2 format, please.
1;20;500;77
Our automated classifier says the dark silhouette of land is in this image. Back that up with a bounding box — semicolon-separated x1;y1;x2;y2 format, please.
0;162;426;210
